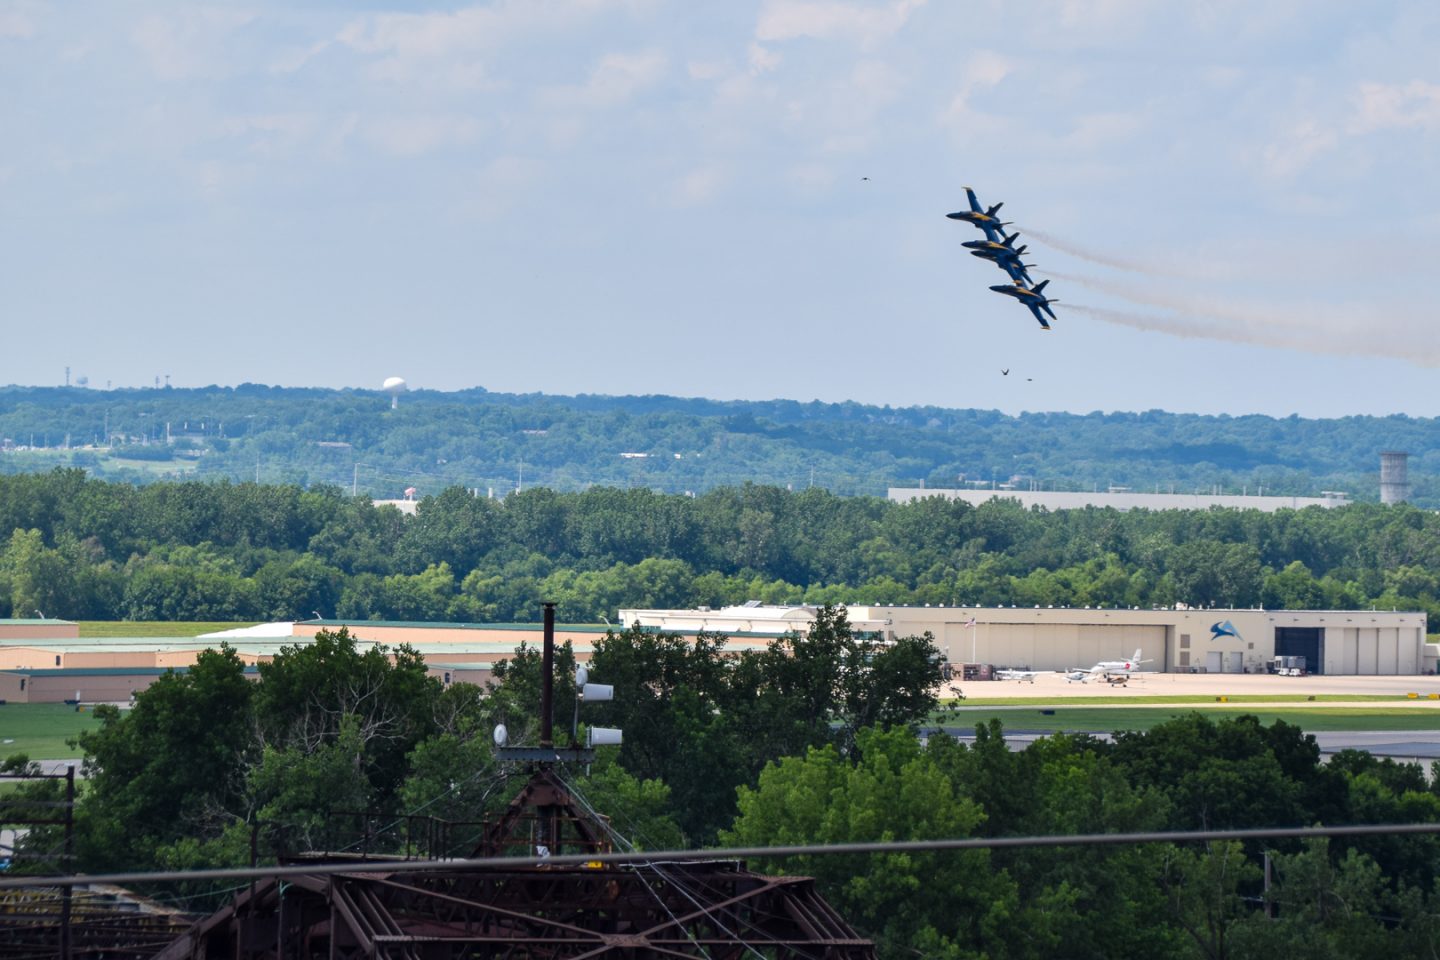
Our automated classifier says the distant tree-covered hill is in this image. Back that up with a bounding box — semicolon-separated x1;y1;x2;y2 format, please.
0;384;1436;505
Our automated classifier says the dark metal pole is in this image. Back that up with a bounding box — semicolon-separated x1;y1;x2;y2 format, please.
60;765;73;960
541;603;555;748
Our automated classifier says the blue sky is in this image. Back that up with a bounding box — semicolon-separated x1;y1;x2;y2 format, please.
2;1;1438;417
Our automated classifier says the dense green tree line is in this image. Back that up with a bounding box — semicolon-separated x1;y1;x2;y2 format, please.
727;721;1440;958
3;470;1440;627
5;614;1440;956
3;384;1440;502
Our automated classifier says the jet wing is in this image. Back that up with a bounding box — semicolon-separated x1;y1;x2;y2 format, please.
1026;303;1051;330
1001;259;1034;285
965;186;983;213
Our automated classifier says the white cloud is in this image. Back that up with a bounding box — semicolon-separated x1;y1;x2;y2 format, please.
1260;78;1440;178
755;0;927;47
787;162;837;194
462;154;544;220
269;39;333;75
1350;79;1440;134
336;0;618;89
217;113;319;159
541;50;667;109
1260;118;1339;178
669;165;725;207
687;59;727;82
0;6;37;39
360;114;484;157
945;50;1011;118
130;9;257;81
1063;112;1142;151
1201;65;1244;89
747;42;782;74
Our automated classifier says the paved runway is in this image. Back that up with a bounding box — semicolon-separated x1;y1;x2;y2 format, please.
950;670;1440;700
938;671;1440;761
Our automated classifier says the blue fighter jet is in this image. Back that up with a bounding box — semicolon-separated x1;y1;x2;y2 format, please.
946;187;1010;242
989;278;1057;330
964;234;1035;285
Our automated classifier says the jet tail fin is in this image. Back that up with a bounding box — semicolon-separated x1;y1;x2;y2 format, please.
1003;231;1020;247
1033;279;1049;294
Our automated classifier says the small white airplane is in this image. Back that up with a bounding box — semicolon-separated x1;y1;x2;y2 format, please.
995;668;1043;682
1066;650;1152;684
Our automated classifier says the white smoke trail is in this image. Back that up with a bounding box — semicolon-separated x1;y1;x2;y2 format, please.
1015;225;1236;281
1014;227;1440;366
1057;277;1440;366
1014;225;1179;275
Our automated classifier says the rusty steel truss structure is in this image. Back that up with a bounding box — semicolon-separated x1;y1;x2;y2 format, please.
155;854;873;958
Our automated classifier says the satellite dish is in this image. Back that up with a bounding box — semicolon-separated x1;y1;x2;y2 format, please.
493;724;508;747
382;376;408;409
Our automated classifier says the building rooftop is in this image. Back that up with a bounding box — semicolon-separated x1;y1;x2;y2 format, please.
0;665;261;677
298;619;613;633
889;488;1351;512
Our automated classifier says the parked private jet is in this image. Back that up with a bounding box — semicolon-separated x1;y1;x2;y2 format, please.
1066;650;1152;684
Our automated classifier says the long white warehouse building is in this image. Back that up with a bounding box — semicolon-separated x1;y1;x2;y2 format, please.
618;604;1435;676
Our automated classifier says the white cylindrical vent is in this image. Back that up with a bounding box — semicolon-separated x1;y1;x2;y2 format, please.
588;727;623;746
581;683;614;702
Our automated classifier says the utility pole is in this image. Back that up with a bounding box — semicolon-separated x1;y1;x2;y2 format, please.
61;765;73;960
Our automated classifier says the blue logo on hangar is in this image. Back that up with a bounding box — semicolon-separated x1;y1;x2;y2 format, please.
1210;620;1242;642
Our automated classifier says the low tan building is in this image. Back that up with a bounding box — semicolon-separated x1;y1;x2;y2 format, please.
0;619;79;641
292;619;611;660
0;666;261;704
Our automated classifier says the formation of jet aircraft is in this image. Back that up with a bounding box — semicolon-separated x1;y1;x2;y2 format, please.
948;187;1055;329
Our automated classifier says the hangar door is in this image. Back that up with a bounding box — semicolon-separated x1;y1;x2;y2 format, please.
1072;624;1167;671
1013;624;1169;667
1275;627;1323;675
968;623;1166;671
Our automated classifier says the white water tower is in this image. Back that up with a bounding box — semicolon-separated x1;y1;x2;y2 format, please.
382;376;408;410
1380;450;1410;504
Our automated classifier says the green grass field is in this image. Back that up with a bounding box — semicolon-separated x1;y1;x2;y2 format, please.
78;621;258;638
936;706;1440;733
0;704;105;761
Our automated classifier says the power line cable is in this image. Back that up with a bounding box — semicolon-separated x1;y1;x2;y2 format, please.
14;822;1434;897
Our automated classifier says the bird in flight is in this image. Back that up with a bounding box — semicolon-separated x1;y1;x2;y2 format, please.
861;176;870;181
1001;369;1009;376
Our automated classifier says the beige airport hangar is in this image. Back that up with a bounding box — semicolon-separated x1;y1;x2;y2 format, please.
619;604;1436;676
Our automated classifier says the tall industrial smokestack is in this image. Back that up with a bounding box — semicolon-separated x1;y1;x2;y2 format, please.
1380;451;1410;505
